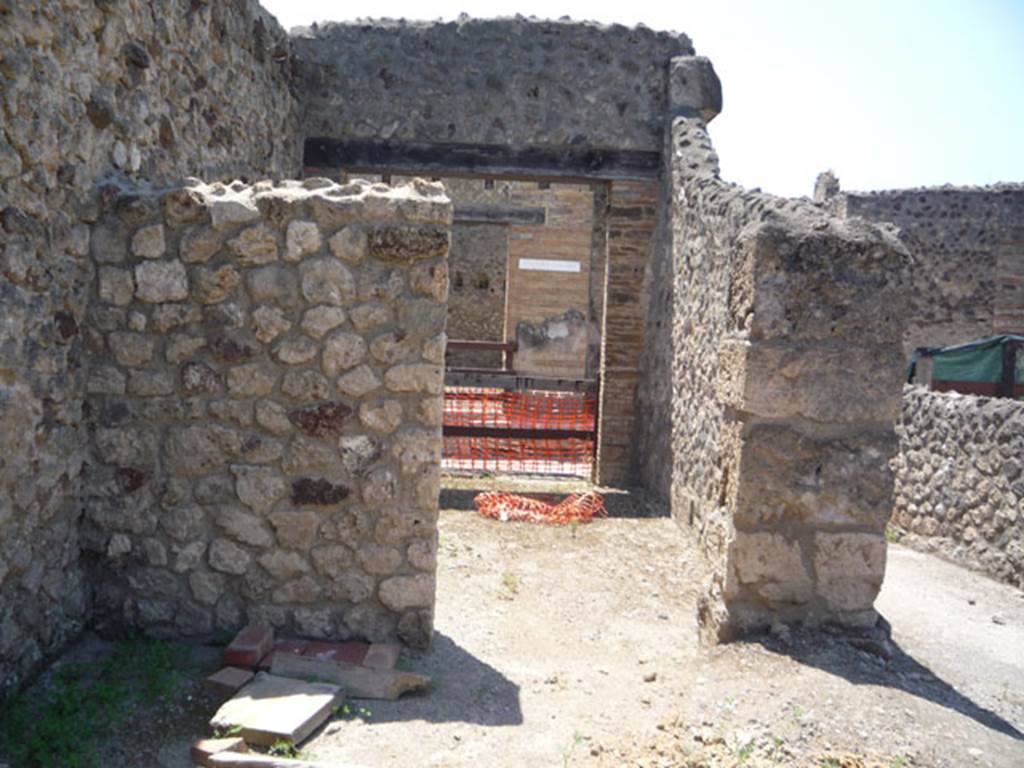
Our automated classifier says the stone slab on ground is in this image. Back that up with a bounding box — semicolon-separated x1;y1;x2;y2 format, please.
363;643;400;670
209;672;344;747
303;641;369;666
225;625;275;668
203;667;256;697
191;736;249;767
257;639;309;671
207;751;363;767
270;650;429;700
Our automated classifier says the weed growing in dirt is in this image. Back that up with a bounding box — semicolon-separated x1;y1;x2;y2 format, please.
736;738;756;763
561;731;584;767
0;637;189;768
498;571;520;600
212;724;244;739
268;739;303;759
332;702;373;721
884;524;903;543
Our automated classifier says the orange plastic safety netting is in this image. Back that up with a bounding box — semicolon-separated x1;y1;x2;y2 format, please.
474;491;607;525
443;387;597;477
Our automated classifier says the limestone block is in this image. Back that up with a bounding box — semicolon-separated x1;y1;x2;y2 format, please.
190;571;226;606
281;370;330;402
368;225;449;263
258;551;310;580
378;575;435;612
668;55;722;121
108;331;155;366
322;331;367;376
246;266;298;308
215;506;274;548
272;576;321;604
337;365;381;398
384;364;442;394
254;400;293;435
98;266;134;306
268;510;320;551
180;225;222;264
227;224;278;265
127;370;176;397
735;423;895;532
311;545;354;577
272;337;319;366
813;532;886;612
349;303;393;331
370;331;420;365
226;363;277;398
192;265;241;304
358;400;403;434
729;531;813;606
132;224;166;259
252;305;292;343
134;261;189;303
301;306;346;339
408;261;448;301
327;226;367;264
232;465;288;515
165;425;243;476
209;539;251;576
299;257;356;306
284;220;322;262
338;435;381;476
358;545;403;576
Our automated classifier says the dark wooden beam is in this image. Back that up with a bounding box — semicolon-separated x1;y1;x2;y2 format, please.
454;204;546;225
444;370;598;393
304;137;661;182
443;425;594;441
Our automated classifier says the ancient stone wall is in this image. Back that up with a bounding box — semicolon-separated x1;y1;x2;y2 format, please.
79;178;449;648
637;57;912;639
835;186;1024;355
892;386;1024;588
293;18;694;152
0;0;300;695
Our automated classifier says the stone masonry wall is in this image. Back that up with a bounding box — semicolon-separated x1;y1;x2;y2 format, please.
293;17;694;152
81;177;450;649
837;186;1024;355
892;386;1024;588
1;0;299;696
638;57;912;640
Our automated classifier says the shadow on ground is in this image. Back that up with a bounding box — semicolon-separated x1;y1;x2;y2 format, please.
351;631;522;727
439;483;666;519
752;622;1023;742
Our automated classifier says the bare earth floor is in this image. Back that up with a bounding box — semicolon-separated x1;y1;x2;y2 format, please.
302;502;1024;768
6;491;1022;768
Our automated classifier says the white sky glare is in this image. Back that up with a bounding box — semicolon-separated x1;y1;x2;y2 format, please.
261;0;1024;197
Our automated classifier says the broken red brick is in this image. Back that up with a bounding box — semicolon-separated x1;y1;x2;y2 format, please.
363;643;400;670
190;736;248;767
203;666;255;697
224;624;274;668
303;640;369;666
256;639;309;671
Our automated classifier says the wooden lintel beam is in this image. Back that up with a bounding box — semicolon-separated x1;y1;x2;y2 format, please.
304;137;661;182
443;425;594;441
453;204;546;225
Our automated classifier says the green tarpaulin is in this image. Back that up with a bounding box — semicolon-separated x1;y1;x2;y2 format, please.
908;334;1024;389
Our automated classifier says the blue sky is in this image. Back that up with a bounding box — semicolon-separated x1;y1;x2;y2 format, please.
262;0;1024;197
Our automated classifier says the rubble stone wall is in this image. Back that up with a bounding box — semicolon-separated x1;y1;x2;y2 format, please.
638;57;912;639
80;178;450;649
892;386;1024;588
294;18;694;152
837;187;1024;355
0;0;299;696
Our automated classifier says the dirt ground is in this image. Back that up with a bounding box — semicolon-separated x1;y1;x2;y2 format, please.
6;481;1023;768
303;484;1024;768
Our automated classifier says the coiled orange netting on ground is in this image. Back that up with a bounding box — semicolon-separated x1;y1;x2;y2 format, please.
474;491;607;525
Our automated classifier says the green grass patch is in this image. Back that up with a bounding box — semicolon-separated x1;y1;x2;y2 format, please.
0;637;190;768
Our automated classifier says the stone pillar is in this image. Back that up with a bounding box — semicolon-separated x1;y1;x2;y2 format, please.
82;177;451;648
664;56;912;640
